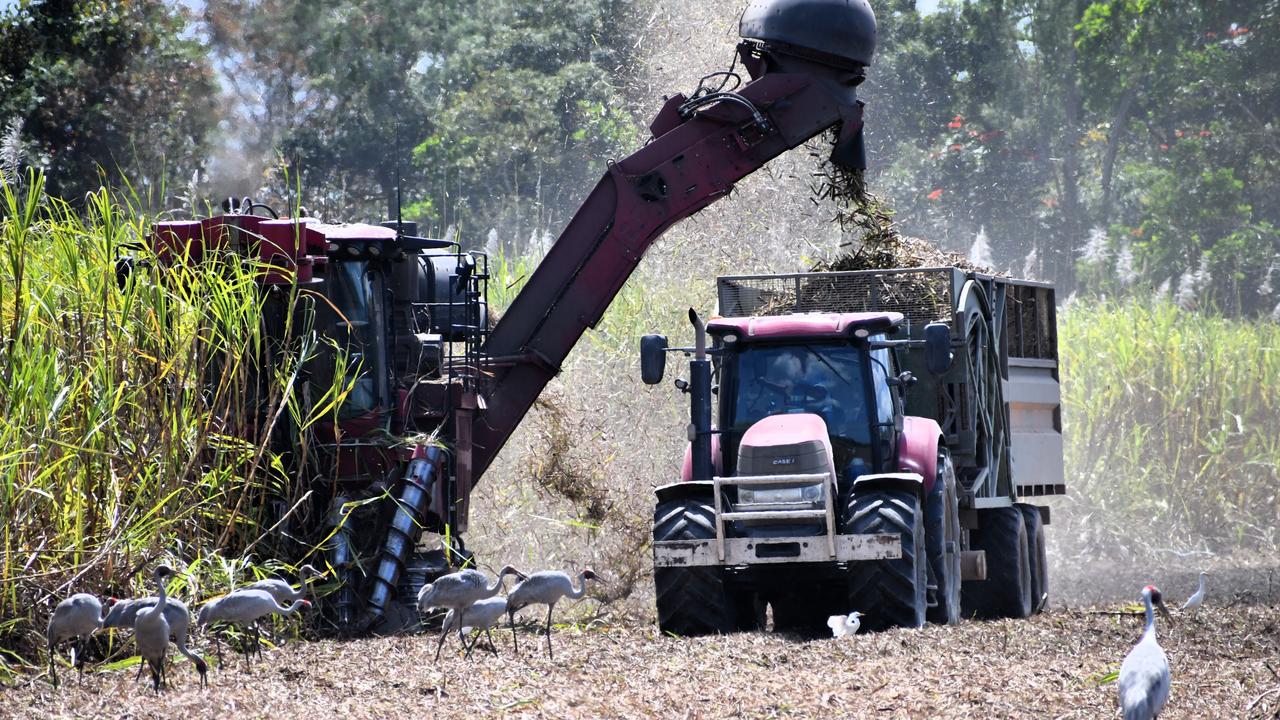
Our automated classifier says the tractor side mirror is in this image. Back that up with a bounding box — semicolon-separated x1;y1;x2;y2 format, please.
640;334;669;385
924;322;953;375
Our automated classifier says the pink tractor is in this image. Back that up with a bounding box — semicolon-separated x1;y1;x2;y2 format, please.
645;268;1063;634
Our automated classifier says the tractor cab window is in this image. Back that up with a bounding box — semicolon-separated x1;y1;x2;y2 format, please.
729;343;872;446
868;338;897;459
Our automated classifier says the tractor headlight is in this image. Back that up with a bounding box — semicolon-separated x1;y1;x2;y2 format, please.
801;483;823;502
738;488;755;503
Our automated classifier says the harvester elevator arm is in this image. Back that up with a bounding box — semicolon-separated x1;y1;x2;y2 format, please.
472;47;867;484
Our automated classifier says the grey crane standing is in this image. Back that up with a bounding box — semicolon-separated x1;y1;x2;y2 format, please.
441;596;509;659
134;565;177;693
104;596;207;687
197;588;310;667
244;564;323;605
416;565;527;662
506;568;601;660
1118;584;1173;720
47;593;105;687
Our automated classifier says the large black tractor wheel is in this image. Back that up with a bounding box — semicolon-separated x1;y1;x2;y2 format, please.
653;498;735;636
843;489;927;632
961;506;1032;620
925;450;963;625
1016;503;1049;613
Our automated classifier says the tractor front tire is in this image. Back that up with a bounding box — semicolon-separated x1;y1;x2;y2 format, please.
843;489;927;631
961;506;1032;620
653;498;734;636
1016;503;1049;613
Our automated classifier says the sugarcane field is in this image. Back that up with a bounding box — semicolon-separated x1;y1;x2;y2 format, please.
2;1;1279;718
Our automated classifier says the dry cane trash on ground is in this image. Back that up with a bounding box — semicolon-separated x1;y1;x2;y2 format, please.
6;600;1279;719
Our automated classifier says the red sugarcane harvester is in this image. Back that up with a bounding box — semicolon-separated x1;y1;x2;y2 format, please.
146;0;1061;634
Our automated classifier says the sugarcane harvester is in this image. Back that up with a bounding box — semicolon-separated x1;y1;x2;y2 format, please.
149;0;895;634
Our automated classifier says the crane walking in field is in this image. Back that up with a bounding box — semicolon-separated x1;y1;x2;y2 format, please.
134;565;177;693
417;565;527;662
1180;571;1210;618
197;589;310;667
105;596;207;687
506;568;601;660
827;611;864;638
47;593;106;687
244;564;324;605
1118;585;1173;720
443;596;509;659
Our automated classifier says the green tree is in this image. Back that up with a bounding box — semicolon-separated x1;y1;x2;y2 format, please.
0;0;217;202
412;0;638;250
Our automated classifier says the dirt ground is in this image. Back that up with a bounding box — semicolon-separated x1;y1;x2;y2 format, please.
7;592;1279;720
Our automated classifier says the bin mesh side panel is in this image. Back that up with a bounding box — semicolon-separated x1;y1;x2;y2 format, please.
717;271;954;327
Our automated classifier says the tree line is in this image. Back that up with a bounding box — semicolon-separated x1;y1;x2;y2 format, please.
1;0;1276;313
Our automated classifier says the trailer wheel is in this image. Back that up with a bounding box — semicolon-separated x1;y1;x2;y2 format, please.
653;498;734;635
961;506;1032;619
1016;503;1049;613
926;450;962;625
843;489;927;631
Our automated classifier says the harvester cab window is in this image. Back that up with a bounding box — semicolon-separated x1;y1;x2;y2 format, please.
730;343;872;446
329;260;387;418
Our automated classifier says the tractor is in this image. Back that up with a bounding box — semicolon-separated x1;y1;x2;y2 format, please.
644;268;1063;633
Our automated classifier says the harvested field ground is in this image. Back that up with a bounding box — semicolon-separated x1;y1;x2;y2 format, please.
6;599;1279;719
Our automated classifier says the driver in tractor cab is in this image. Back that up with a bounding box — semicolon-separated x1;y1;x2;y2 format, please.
741;346;864;441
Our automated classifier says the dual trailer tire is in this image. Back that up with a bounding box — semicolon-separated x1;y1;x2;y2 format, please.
1016;503;1049;613
653;498;762;635
961;506;1033;619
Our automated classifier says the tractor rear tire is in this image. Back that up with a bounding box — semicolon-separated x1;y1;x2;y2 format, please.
1016;503;1049;613
843;489;927;631
653;498;734;636
925;451;962;625
961;506;1032;620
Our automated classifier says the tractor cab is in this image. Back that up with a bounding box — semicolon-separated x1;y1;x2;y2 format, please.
708;312;905;486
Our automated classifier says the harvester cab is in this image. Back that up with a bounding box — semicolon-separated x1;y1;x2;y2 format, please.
149;204;490;634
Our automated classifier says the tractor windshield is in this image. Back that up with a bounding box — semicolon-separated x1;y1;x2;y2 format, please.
728;343;873;446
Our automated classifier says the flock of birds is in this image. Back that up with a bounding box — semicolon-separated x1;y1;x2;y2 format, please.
416;565;601;662
46;561;1211;717
823;571;1211;720
45;561;601;693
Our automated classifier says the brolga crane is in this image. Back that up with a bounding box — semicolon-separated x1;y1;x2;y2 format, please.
506;568;601;660
47;593;105;687
1118;585;1173;720
1180;571;1210;618
104;596;207;687
244;564;323;605
197;589;310;667
442;596;509;659
416;565;527;662
827;611;864;638
134;565;177;693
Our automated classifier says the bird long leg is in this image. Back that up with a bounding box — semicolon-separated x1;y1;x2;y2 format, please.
463;629;479;660
48;642;59;689
433;626;450;662
544;603;555;660
485;628;498;657
508;609;519;655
